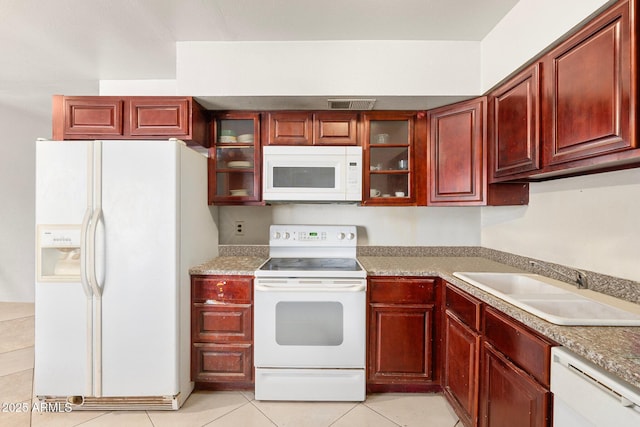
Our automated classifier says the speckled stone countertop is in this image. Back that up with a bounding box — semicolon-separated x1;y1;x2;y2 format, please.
190;251;640;391
190;256;267;276
360;256;640;391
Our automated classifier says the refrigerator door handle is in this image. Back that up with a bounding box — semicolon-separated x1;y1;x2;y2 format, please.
79;206;94;298
87;208;104;297
88;140;104;297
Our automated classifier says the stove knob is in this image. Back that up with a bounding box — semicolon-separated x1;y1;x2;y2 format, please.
337;232;346;240
272;231;281;240
347;232;356;241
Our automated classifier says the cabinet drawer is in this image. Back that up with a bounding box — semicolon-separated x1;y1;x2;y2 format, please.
192;276;252;303
445;283;482;331
483;307;554;386
192;342;253;383
192;303;252;342
369;278;436;304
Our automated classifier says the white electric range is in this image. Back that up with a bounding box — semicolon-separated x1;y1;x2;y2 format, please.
254;224;366;401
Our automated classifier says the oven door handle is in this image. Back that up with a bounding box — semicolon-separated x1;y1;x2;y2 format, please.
255;283;366;292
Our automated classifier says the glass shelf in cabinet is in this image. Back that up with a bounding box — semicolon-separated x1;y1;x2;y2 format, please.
369;174;409;198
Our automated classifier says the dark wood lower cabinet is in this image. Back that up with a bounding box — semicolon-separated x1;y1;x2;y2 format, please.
191;275;254;390
186;274;556;419
443;284;554;427
443;312;480;427
369;304;433;383
367;277;440;392
480;343;551;427
192;342;253;385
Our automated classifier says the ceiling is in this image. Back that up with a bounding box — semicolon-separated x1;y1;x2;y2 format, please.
0;0;519;111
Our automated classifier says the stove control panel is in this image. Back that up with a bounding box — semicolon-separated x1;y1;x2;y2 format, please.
269;225;357;245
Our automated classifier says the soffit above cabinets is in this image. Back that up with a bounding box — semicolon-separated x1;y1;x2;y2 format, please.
0;0;519;84
195;95;474;111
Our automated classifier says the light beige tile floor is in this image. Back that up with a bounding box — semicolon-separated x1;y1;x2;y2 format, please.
0;302;460;427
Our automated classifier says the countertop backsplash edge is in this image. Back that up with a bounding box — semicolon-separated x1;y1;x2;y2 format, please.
215;245;640;304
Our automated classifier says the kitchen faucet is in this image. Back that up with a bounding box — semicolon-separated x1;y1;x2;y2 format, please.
529;261;588;289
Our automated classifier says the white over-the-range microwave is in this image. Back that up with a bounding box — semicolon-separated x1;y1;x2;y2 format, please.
262;146;363;202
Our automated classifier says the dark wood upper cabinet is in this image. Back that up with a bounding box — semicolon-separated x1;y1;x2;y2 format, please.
57;97;125;137
362;111;417;206
313;112;358;145
427;98;487;205
265;112;313;145
52;95;210;147
542;0;635;167
489;63;541;182
209;112;262;205
264;111;358;145
129;98;190;136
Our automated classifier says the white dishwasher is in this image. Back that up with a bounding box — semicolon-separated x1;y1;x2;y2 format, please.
551;346;640;426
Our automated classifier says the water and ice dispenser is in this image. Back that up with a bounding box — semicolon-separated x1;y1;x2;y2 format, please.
37;226;81;281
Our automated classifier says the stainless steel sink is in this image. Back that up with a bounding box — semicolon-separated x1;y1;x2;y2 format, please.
453;272;640;326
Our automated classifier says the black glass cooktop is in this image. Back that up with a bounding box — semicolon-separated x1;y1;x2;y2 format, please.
259;257;362;272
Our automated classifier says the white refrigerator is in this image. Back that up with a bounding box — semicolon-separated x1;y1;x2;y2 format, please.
34;139;217;410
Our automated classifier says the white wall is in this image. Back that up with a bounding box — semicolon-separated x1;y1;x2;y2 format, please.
99;79;178;95
177;40;481;97
0;81;98;302
219;205;481;246
481;0;612;91
481;169;640;282
480;0;640;283
0;105;39;302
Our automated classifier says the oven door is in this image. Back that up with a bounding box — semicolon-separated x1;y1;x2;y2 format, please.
262;146;362;201
254;278;366;368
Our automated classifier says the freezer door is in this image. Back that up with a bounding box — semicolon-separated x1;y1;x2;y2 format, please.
35;140;92;396
99;140;181;396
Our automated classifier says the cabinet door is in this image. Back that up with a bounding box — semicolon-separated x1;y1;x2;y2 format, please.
368;303;434;385
489;63;540;181
209;113;261;205
542;0;634;166
129;98;190;137
265;112;313;145
53;95;209;146
480;342;551;427
427;98;486;205
56;96;124;138
362;112;416;205
443;312;480;427
313;112;359;145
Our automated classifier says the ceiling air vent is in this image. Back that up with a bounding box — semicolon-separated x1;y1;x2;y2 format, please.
328;98;376;110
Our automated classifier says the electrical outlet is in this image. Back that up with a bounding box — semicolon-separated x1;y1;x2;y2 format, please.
234;221;245;236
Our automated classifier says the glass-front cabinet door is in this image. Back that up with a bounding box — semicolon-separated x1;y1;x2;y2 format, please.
362;112;416;205
209;112;261;205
